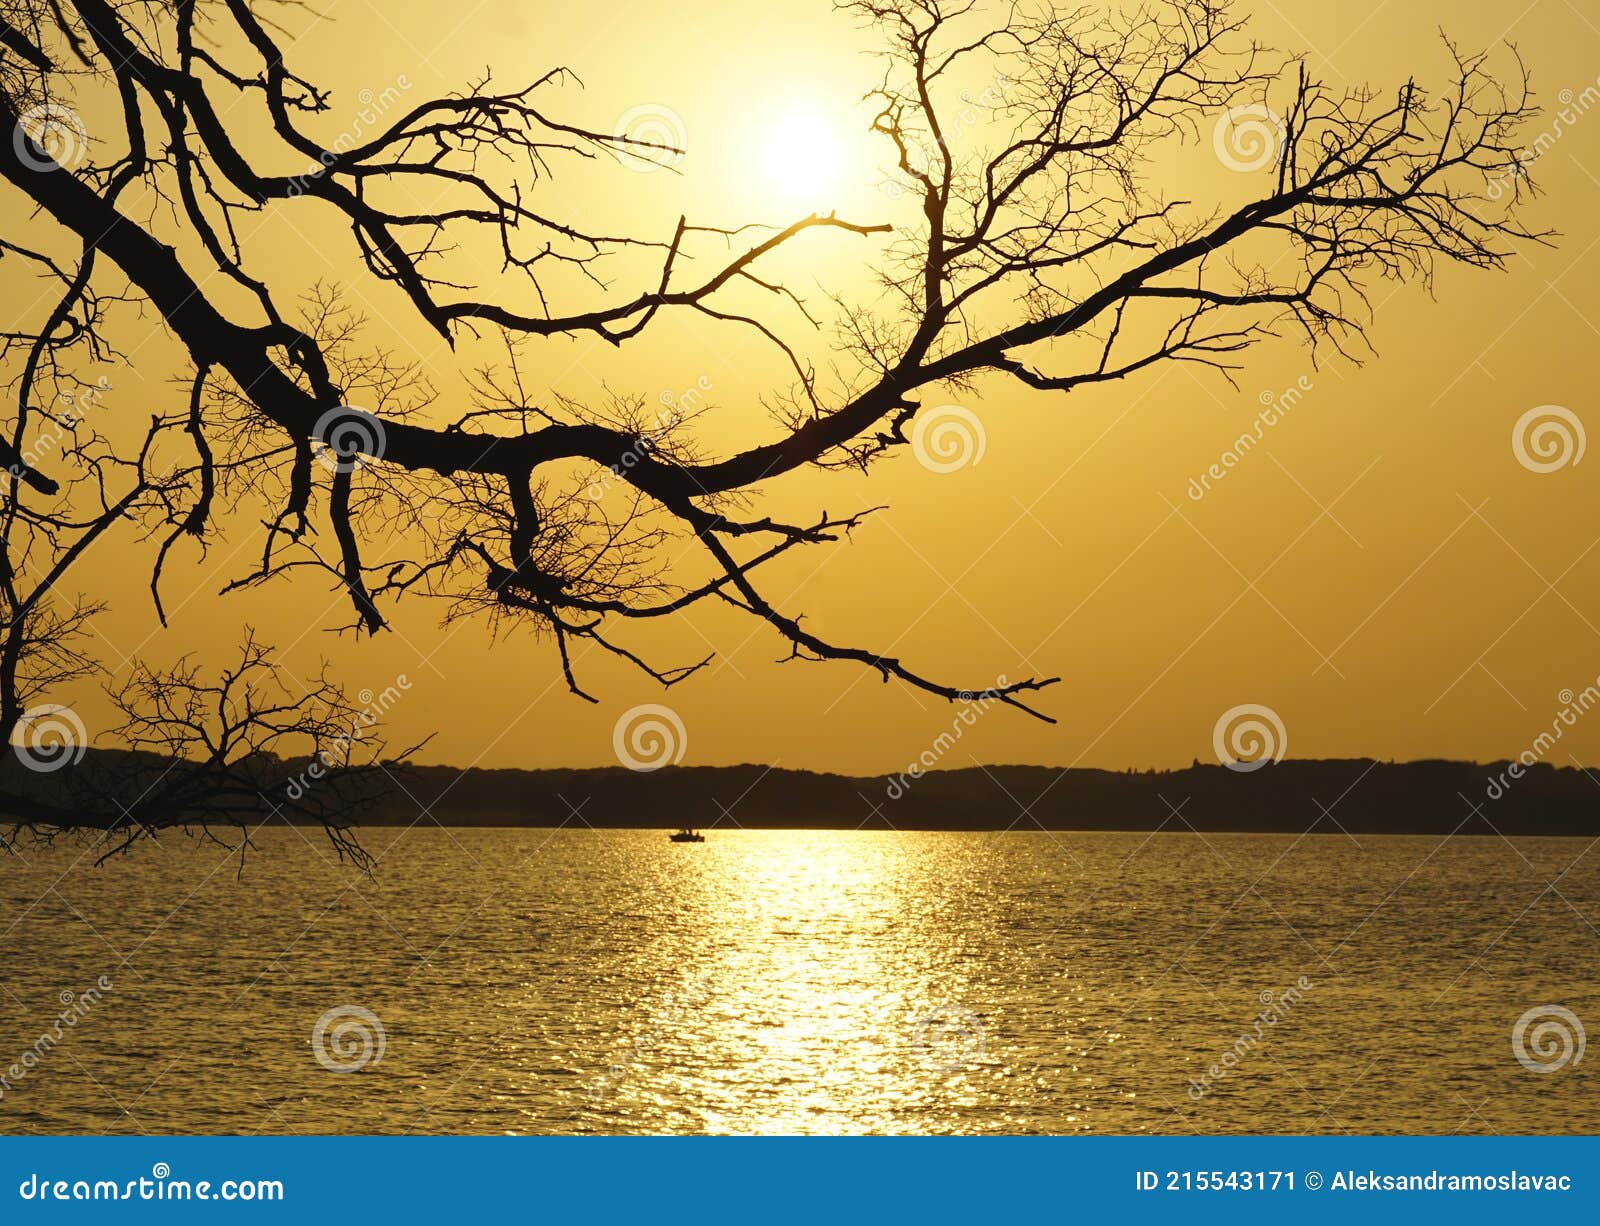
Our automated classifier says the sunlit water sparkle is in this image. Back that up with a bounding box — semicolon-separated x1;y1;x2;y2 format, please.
1;828;1595;1134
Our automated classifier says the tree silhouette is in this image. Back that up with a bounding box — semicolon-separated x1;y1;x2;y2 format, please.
0;0;1546;796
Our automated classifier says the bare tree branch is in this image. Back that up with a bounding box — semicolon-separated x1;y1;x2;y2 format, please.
0;0;1548;762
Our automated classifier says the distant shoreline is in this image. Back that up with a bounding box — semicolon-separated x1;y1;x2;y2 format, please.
11;754;1596;837
308;824;1598;839
334;757;1600;837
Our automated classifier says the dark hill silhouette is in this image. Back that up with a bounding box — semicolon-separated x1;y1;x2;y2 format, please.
5;750;1593;836
370;758;1593;835
8;750;1584;836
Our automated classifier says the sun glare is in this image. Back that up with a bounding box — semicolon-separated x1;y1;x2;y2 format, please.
762;104;844;208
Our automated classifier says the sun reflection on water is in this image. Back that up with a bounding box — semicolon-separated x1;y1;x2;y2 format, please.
8;828;1599;1135
582;831;1015;1135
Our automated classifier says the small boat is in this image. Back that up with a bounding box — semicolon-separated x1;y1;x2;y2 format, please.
669;828;705;843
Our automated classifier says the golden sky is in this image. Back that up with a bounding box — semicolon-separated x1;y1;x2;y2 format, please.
16;0;1600;775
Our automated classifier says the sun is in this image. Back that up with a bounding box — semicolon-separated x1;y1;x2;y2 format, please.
762;104;845;208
